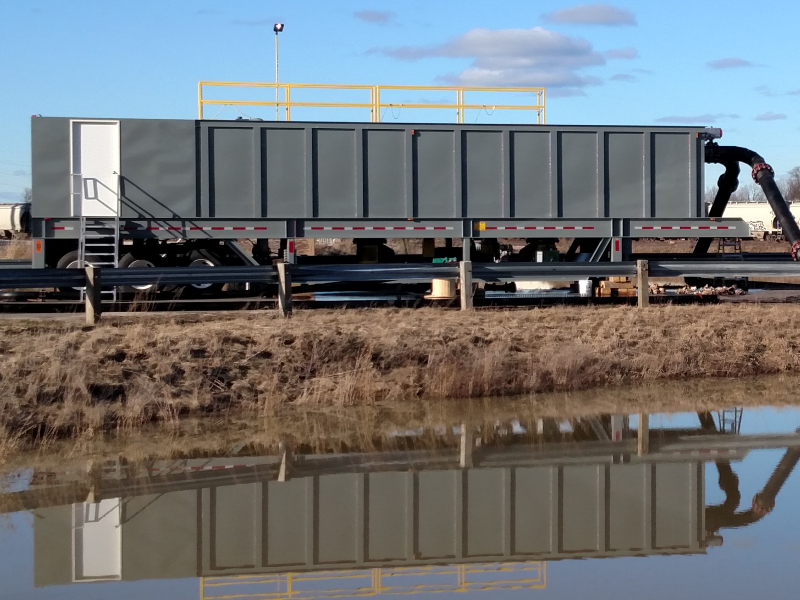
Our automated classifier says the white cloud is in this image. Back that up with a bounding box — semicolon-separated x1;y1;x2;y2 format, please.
548;88;588;97
372;27;606;89
611;73;636;82
755;111;787;121
12;170;29;177
543;3;636;26
354;10;394;24
754;85;777;97
604;47;638;59
707;57;754;69
789;89;800;96
656;113;740;124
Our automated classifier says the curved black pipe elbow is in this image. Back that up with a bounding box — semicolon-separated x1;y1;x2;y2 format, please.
694;159;740;255
705;142;800;260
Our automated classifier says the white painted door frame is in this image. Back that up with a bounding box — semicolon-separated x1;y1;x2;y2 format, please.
70;119;121;217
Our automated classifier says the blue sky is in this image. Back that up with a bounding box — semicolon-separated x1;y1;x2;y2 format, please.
1;0;798;201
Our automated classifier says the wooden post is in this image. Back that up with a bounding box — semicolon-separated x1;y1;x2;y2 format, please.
638;413;649;456
459;261;473;311
277;441;292;482
277;262;292;317
85;265;102;326
637;259;649;309
459;422;473;468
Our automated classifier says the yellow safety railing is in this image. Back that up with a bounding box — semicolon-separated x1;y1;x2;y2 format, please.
198;82;546;124
200;562;546;600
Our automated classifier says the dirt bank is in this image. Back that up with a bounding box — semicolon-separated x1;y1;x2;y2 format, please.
3;305;800;453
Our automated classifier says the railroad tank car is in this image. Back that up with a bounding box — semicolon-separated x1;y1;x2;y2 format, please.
719;201;800;241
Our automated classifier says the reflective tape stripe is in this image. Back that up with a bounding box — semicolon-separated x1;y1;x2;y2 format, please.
635;226;731;230
482;226;595;231
309;226;453;231
51;226;75;231
147;464;256;474
121;226;271;231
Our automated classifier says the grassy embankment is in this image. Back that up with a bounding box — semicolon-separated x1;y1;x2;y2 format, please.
3;304;800;457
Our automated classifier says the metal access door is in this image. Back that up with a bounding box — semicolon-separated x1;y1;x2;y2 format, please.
72;500;122;581
71;120;120;216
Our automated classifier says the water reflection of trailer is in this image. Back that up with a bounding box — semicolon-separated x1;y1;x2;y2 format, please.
33;451;707;586
26;417;800;591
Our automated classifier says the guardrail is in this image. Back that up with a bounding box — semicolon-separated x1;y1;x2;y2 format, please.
1;260;798;324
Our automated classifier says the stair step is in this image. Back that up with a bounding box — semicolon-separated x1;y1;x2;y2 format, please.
79;215;120;305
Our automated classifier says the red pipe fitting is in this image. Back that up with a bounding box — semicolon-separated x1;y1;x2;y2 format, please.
751;162;774;182
792;240;800;261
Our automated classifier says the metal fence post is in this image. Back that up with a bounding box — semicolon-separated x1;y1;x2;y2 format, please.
85;265;102;326
637;260;649;309
277;262;292;317
459;261;473;311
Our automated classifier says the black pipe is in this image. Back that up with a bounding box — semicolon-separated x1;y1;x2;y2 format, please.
704;142;800;260
752;445;800;515
693;160;740;254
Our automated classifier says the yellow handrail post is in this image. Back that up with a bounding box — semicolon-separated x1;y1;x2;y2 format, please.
541;89;546;124
198;82;204;120
285;85;291;121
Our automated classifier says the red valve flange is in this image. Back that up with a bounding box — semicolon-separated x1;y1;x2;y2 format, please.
751;162;774;182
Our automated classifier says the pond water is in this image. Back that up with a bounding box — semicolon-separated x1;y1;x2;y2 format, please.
1;403;799;599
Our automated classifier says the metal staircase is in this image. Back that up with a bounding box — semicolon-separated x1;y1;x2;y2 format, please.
78;216;120;303
716;408;743;434
716;237;743;259
714;237;747;289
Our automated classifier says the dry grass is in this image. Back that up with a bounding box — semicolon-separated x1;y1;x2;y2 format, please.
0;240;31;260
633;238;792;254
2;304;800;458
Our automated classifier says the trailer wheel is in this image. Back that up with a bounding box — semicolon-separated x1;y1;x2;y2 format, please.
118;253;158;292
55;250;83;292
186;249;224;293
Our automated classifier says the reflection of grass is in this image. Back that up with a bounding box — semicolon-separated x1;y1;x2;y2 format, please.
3;305;800;460
2;375;800;488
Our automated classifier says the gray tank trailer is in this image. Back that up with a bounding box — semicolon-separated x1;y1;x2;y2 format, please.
30;117;763;273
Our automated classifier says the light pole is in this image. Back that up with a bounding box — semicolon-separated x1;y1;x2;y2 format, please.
273;23;284;121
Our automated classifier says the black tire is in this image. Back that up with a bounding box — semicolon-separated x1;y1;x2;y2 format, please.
184;248;224;294
55;250;80;270
55;250;82;292
118;252;159;293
